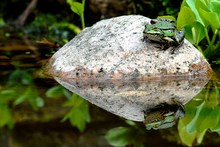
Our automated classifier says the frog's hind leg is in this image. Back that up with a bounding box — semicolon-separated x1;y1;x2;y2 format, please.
146;39;162;49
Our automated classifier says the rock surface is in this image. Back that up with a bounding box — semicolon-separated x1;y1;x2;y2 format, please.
47;15;212;81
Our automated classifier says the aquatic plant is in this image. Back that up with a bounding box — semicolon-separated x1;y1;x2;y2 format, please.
177;0;220;62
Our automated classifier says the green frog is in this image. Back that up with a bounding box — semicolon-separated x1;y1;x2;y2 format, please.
143;18;185;53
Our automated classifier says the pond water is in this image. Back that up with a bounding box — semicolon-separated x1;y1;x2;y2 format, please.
1;38;220;147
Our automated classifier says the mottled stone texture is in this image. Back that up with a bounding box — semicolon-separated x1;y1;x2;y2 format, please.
54;77;208;121
48;15;212;81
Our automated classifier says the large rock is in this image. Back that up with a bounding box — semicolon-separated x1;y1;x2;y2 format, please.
47;15;212;81
45;15;212;124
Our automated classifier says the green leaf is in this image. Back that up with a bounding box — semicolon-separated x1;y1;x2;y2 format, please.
183;25;194;43
191;21;206;44
46;85;64;98
13;86;33;105
178;81;220;146
177;6;196;29
212;58;220;64
105;127;135;147
199;8;220;30
209;1;220;14
186;102;206;133
178;115;206;146
62;94;90;132
185;0;205;26
13;86;44;110
29;95;44;111
125;120;137;127
195;0;209;12
8;69;33;85
196;130;207;144
183;22;205;45
69;108;90;131
0;89;15;104
63;89;72;99
178;119;197;146
199;108;219;132
66;0;86;29
0;17;5;27
0;105;13;128
67;0;83;17
67;23;82;34
211;108;220;131
36;97;44;107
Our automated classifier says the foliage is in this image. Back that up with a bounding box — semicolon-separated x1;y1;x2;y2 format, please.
0;105;13;129
0;0;89;132
5;69;44;109
0;17;5;27
67;0;86;29
62;94;91;132
178;79;220;146
127;0;181;19
105;120;145;147
158;0;182;16
46;85;69;98
24;14;81;43
46;86;91;132
0;69;44;128
0;69;91;131
177;0;220;62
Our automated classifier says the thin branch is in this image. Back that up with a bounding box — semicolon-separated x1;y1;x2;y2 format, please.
14;0;38;28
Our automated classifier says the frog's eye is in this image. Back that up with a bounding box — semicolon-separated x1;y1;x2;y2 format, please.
165;19;175;23
150;19;158;24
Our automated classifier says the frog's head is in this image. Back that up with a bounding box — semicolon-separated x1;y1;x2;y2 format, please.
150;18;175;30
143;24;165;42
151;18;175;24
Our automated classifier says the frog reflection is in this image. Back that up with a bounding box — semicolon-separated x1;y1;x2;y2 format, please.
144;102;185;130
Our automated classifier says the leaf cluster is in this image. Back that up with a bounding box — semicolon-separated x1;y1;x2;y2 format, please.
24;14;81;43
0;69;44;128
178;80;220;146
177;0;220;62
67;0;86;29
46;85;91;132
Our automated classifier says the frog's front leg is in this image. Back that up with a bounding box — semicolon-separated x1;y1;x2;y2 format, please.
170;40;184;54
161;43;169;50
161;37;173;50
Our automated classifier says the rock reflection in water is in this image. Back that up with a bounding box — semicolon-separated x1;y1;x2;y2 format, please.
54;77;209;129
